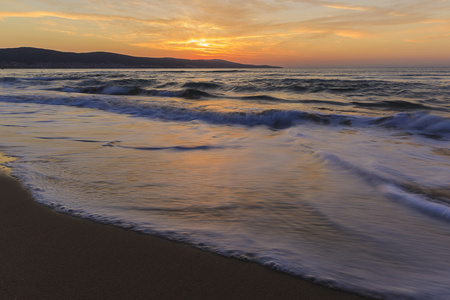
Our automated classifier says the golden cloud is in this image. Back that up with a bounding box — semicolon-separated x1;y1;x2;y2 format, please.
324;4;369;11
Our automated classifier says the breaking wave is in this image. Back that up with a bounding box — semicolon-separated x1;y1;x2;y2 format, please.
54;86;215;99
1;95;448;138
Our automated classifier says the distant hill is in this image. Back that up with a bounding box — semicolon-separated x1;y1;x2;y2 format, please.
0;47;281;69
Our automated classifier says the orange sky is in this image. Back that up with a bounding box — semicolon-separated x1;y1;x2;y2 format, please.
1;0;449;67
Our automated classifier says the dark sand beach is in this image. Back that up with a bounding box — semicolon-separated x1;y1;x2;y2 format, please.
0;167;368;299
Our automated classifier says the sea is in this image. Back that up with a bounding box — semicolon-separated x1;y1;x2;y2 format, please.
1;67;449;299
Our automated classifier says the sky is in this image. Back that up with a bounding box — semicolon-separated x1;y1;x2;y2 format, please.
1;0;449;67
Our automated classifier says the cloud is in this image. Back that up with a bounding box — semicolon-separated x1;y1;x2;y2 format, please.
323;3;370;11
405;33;450;43
0;0;445;41
0;11;175;25
334;30;374;39
290;0;372;11
1;0;449;63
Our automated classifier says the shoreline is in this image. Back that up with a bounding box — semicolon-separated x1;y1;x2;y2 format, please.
0;168;369;299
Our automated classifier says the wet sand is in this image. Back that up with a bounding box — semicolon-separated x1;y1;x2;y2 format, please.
0;170;369;299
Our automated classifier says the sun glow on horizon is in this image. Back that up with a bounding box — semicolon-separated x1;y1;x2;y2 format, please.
1;0;449;67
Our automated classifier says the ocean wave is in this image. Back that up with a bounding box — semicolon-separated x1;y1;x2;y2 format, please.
44;80;446;113
318;151;450;221
382;185;450;221
181;88;215;99
372;112;450;138
226;78;438;98
1;95;449;138
352;100;432;110
60;86;146;95
0;77;19;83
5;72;449;113
240;95;283;101
182;81;222;89
239;96;351;106
4;72;126;83
107;78;158;87
54;86;215;99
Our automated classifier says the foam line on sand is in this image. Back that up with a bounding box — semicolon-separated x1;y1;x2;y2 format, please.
0;161;369;299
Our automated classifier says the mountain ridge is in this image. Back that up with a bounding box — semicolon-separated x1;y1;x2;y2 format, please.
0;47;281;69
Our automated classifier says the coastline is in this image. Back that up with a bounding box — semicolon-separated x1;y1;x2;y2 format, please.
0;164;369;299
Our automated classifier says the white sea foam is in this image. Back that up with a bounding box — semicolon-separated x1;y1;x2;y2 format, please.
381;184;450;220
